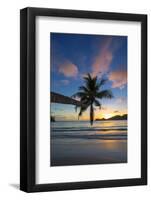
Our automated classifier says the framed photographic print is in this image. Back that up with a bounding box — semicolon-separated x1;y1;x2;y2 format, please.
20;7;147;192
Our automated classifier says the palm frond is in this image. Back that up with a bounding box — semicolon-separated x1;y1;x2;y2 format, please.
99;78;108;87
83;73;92;82
93;76;97;83
78;86;89;93
71;92;87;98
75;105;79;112
94;99;101;109
85;75;98;91
78;103;90;118
96;90;113;99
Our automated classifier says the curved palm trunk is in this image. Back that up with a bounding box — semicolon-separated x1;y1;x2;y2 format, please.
90;104;94;126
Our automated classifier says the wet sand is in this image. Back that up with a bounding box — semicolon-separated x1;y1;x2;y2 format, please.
51;138;127;166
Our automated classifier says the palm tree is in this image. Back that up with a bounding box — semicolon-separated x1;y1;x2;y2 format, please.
72;73;113;125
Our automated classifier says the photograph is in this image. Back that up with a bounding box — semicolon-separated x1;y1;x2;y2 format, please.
50;33;128;166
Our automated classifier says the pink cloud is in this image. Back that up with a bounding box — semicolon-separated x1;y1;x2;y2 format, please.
108;70;127;88
58;60;78;77
92;38;113;77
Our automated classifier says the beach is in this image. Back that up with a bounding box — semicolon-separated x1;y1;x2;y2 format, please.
50;120;127;166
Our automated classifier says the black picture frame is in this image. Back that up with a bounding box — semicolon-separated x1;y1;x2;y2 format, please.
20;7;147;192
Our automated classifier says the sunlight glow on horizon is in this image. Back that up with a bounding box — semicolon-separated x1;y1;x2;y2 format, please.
51;110;127;121
103;113;114;119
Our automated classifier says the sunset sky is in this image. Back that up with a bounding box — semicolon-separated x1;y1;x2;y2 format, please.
50;33;127;121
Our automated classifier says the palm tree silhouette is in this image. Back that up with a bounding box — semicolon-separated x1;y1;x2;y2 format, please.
72;73;113;125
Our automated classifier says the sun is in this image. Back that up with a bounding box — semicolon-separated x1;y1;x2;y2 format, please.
103;113;113;119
